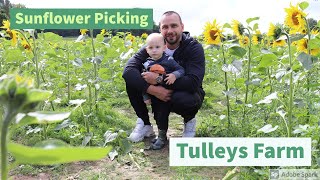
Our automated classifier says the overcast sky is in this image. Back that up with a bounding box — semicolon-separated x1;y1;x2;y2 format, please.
9;0;320;36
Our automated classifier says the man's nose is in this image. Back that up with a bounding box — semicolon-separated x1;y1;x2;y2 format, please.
167;27;173;33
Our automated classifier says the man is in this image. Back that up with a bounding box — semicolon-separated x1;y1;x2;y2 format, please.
122;11;205;146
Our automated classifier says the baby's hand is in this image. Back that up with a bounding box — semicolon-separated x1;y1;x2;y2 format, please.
165;74;176;85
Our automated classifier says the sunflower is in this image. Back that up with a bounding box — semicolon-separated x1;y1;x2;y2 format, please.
232;20;244;37
1;20;10;31
239;35;249;47
21;37;32;51
297;38;320;56
80;29;88;35
273;39;286;47
15;74;33;87
311;28;319;35
8;30;19;46
141;33;148;39
203;20;223;45
252;30;262;45
100;29;106;36
267;23;282;40
126;33;135;42
1;20;19;46
284;3;306;34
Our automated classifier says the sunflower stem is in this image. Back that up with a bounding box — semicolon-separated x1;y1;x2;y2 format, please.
303;16;312;122
1;103;18;180
66;41;71;102
267;68;273;93
242;28;252;129
221;44;231;127
90;29;98;112
283;32;293;137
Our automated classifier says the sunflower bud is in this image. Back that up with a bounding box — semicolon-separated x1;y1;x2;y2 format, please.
7;78;17;99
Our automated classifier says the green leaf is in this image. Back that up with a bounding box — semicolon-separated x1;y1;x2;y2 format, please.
96;34;104;42
299;1;309;10
82;132;93;146
16;111;71;126
257;124;278;133
223;23;232;29
228;46;247;58
297;52;312;70
246;17;260;24
44;49;58;58
43;32;63;42
72;58;83;67
261;49;273;54
4;49;25;62
98;68;110;79
34;139;69;148
317;20;320;28
253;23;259;31
257;92;278;104
289;33;306;42
309;38;320;49
259;54;278;67
120;139;131;154
8;142;112;165
303;83;320;89
54;119;72;130
27;89;52;103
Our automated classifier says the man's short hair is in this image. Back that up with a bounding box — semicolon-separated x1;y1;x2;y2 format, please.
159;11;182;26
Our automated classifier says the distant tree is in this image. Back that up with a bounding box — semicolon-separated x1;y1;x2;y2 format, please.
3;0;10;18
0;0;7;23
11;3;26;8
308;18;319;31
0;0;26;24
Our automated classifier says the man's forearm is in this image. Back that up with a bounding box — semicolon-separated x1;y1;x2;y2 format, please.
146;85;172;102
146;85;159;96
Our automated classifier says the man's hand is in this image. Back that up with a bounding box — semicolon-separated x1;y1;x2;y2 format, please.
141;72;158;85
147;85;172;102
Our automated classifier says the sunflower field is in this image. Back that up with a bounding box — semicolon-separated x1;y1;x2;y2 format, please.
0;1;319;179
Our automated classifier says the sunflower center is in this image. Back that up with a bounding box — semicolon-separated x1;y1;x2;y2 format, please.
303;40;308;49
291;12;300;25
209;29;218;40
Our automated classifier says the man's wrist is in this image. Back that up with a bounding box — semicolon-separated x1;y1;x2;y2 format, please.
156;74;163;84
147;85;156;95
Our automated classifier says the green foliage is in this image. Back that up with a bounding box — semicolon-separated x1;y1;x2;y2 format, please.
299;1;309;10
9;141;112;165
0;74;111;179
1;18;320;178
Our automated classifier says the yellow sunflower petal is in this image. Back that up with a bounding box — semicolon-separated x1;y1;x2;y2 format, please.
239;35;249;47
232;20;244;37
80;29;88;35
141;33;148;39
284;3;306;34
1;20;10;30
273;39;286;47
296;38;320;56
10;30;19;46
203;20;223;45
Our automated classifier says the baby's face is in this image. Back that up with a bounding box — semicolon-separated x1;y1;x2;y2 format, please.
146;37;165;60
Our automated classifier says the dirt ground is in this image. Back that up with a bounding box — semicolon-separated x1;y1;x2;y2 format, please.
10;113;228;179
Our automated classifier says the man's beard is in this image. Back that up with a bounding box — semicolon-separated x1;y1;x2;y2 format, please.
165;33;180;45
